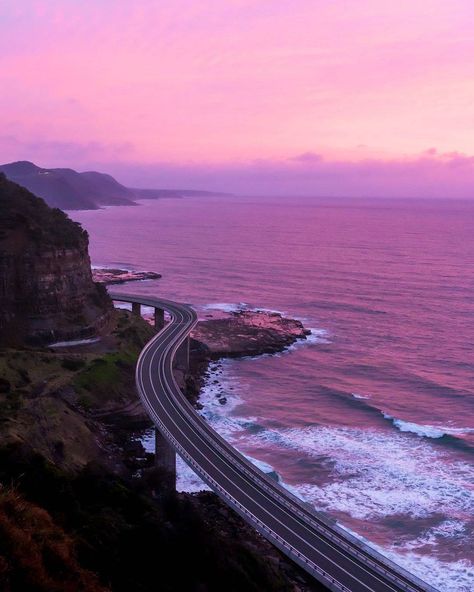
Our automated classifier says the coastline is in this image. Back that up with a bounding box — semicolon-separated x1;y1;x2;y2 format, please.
140;308;322;592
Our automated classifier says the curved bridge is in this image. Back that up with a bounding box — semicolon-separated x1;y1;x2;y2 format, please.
111;292;437;592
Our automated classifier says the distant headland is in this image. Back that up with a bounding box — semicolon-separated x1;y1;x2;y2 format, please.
0;160;232;211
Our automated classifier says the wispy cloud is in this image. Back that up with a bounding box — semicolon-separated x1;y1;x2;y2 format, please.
95;150;474;199
0;0;473;197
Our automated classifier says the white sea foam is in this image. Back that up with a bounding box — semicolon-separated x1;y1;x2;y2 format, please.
383;551;473;592
241;327;331;360
202;301;290;315
176;455;211;492
407;519;468;547
351;392;370;399
112;302;155;317
49;337;101;347
294;327;331;348
202;302;249;313
248;306;287;315
250;425;474;520
140;429;210;492
383;414;474;439
199;353;473;526
114;302;132;311
246;424;474;591
91;263;134;271
338;524;474;592
198;371;474;590
184;325;474;591
383;415;446;438
182;352;474;590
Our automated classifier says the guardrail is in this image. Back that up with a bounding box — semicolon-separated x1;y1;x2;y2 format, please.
111;293;439;592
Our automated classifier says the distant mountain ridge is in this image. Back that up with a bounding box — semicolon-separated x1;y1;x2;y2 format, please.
133;188;233;199
0;161;136;210
0;160;232;210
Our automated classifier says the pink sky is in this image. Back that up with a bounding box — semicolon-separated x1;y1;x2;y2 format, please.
1;1;473;196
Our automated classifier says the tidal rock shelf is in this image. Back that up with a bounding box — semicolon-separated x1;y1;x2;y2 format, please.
92;268;162;285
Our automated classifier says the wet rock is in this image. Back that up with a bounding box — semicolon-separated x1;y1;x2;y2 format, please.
92;268;161;285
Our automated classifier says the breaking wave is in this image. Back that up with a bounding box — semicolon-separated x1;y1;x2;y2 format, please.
382;414;474;440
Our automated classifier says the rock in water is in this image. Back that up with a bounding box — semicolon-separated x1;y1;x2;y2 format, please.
0;173;113;346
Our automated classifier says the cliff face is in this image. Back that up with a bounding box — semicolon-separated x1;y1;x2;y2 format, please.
0;173;112;346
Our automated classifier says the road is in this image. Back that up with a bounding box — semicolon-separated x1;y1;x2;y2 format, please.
111;292;438;592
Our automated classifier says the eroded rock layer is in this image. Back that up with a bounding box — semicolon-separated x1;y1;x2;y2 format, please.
0;173;112;346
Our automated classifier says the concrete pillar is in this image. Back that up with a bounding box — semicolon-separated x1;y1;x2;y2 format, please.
175;336;190;371
155;428;176;490
132;302;141;317
154;307;165;331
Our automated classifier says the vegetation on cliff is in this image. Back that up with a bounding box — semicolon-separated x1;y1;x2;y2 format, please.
0;173;88;248
0;444;294;592
0;308;317;591
0;174;112;346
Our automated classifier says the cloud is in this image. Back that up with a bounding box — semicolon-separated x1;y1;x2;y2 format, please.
98;150;474;199
0;135;135;168
291;151;323;163
1;132;473;199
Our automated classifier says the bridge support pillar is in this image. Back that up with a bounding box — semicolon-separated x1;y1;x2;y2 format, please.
155;428;176;490
175;336;190;371
132;302;141;317
154;307;165;331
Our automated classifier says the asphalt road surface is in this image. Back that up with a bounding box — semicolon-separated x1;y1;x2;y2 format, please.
111;292;438;592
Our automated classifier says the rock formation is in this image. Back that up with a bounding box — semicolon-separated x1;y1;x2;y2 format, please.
0;173;112;346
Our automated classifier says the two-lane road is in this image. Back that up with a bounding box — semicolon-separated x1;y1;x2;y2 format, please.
111;292;438;592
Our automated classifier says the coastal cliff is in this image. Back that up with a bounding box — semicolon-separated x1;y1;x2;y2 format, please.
0;174;112;346
0;179;320;590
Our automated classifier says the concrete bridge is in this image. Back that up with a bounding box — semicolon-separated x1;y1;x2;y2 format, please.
109;291;438;592
113;293;190;489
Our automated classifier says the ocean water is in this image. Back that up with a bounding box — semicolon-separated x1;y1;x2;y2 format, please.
72;195;474;591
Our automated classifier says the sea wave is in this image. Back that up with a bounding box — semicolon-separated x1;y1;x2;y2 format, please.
197;376;474;590
296;327;331;346
382;414;474;440
91;263;135;271
202;301;288;315
202;302;249;313
351;392;370;399
176;455;211;493
199;365;474;523
339;524;474;592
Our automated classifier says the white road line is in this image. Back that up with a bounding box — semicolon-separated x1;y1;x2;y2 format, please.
112;294;437;592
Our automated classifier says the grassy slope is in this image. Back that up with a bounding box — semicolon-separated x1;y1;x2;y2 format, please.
0;310;154;471
0;311;302;592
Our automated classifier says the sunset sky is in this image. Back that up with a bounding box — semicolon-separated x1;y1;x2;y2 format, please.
1;1;473;197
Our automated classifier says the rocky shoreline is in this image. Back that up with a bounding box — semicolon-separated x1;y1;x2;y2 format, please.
175;309;322;591
92;267;161;284
183;309;311;407
127;308;319;590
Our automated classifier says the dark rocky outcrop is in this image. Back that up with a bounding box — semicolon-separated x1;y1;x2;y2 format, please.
0;174;112;346
92;268;162;285
192;310;310;358
181;310;310;407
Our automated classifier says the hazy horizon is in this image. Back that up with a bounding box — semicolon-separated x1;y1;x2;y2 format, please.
1;1;473;198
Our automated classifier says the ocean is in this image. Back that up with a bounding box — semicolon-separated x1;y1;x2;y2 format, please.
71;195;474;592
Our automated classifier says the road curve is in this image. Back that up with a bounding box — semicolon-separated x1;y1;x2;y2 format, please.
111;292;438;592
